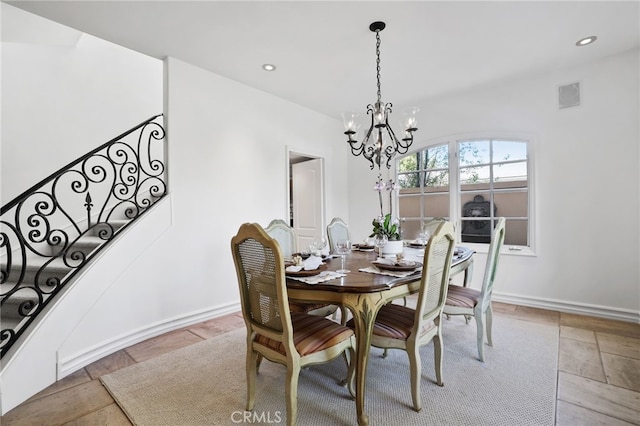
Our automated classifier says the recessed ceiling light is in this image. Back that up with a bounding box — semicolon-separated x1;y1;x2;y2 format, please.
262;64;276;71
576;36;597;46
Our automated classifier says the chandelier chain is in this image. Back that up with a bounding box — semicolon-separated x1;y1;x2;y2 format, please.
375;30;382;104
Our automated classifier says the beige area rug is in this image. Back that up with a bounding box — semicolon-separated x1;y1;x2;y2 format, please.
101;317;558;425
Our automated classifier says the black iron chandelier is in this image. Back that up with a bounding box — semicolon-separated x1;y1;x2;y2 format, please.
343;21;418;170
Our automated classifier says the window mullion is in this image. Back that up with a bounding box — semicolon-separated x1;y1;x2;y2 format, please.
450;141;460;239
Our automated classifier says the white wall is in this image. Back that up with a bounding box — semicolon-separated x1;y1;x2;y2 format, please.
1;10;163;203
349;49;640;319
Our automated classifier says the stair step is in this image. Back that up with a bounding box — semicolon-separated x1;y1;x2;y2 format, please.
0;316;23;330
91;220;129;237
71;235;105;247
56;235;105;258
1;288;40;320
3;257;73;287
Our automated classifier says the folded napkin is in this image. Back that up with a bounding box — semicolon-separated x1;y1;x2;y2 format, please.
285;255;324;272
359;266;422;278
288;271;346;285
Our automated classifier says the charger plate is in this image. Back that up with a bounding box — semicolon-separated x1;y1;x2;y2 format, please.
353;244;375;251
373;261;422;272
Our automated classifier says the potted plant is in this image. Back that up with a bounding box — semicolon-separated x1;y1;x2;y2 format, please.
370;213;400;241
370;177;403;255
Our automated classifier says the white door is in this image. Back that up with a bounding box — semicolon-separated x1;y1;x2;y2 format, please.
292;158;323;251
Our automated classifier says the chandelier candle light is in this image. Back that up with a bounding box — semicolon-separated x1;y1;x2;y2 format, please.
343;21;419;170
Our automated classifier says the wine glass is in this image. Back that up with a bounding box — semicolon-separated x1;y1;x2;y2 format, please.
336;239;351;273
374;234;388;257
416;230;430;246
315;237;328;256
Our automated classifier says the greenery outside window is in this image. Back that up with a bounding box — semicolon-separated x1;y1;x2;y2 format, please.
397;137;532;253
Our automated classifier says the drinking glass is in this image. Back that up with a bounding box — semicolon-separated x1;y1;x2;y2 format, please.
336;239;351;273
374;234;388;257
416;223;431;246
316;237;328;255
416;230;430;246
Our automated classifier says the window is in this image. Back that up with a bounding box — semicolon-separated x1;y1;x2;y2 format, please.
397;137;532;252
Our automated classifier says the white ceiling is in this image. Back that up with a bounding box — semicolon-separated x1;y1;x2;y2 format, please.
4;1;639;121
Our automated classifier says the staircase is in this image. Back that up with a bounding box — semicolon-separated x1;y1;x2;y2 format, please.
0;115;166;359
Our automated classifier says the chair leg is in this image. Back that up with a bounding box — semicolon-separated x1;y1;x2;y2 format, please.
407;341;422;412
433;332;444;387
256;353;263;373
338;305;349;325
382;348;389;358
246;349;258;411
339;345;353;390
486;304;493;347
285;363;301;426
346;346;356;398
475;306;485;362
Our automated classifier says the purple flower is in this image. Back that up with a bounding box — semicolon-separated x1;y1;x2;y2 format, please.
373;176;399;232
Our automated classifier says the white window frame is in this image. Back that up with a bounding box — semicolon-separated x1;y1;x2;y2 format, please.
396;132;536;256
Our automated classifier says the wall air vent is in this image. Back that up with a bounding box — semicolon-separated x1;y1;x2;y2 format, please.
558;82;581;109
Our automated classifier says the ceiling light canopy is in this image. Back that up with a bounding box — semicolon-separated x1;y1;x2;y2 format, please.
343;21;418;170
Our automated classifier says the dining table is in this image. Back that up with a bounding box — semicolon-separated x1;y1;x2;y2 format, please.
286;245;475;426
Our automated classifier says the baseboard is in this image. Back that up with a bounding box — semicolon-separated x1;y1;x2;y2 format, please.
57;301;241;379
58;292;638;378
493;291;639;324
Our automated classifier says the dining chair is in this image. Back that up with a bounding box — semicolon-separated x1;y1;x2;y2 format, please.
265;219;297;258
231;223;356;426
265;218;339;318
351;221;455;412
326;217;350;254
422;218;446;237
443;217;506;362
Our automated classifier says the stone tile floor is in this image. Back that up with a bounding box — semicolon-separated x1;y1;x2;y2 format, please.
2;302;638;425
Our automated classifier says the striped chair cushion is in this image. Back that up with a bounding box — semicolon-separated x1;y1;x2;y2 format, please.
347;304;435;340
446;285;481;308
255;313;353;356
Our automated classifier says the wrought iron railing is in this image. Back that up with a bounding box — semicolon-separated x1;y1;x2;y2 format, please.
0;115;166;358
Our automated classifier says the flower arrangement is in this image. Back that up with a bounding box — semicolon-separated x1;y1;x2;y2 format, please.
370;176;401;241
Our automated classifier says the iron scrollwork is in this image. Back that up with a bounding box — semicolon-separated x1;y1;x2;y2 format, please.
0;115;166;358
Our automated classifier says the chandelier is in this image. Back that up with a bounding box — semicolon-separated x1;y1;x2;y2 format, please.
343;21;418;170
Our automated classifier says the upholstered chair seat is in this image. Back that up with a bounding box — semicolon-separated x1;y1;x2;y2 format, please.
364;304;436;340
256;313;354;356
445;286;481;309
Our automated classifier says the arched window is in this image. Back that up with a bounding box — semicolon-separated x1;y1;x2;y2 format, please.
397;136;533;253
